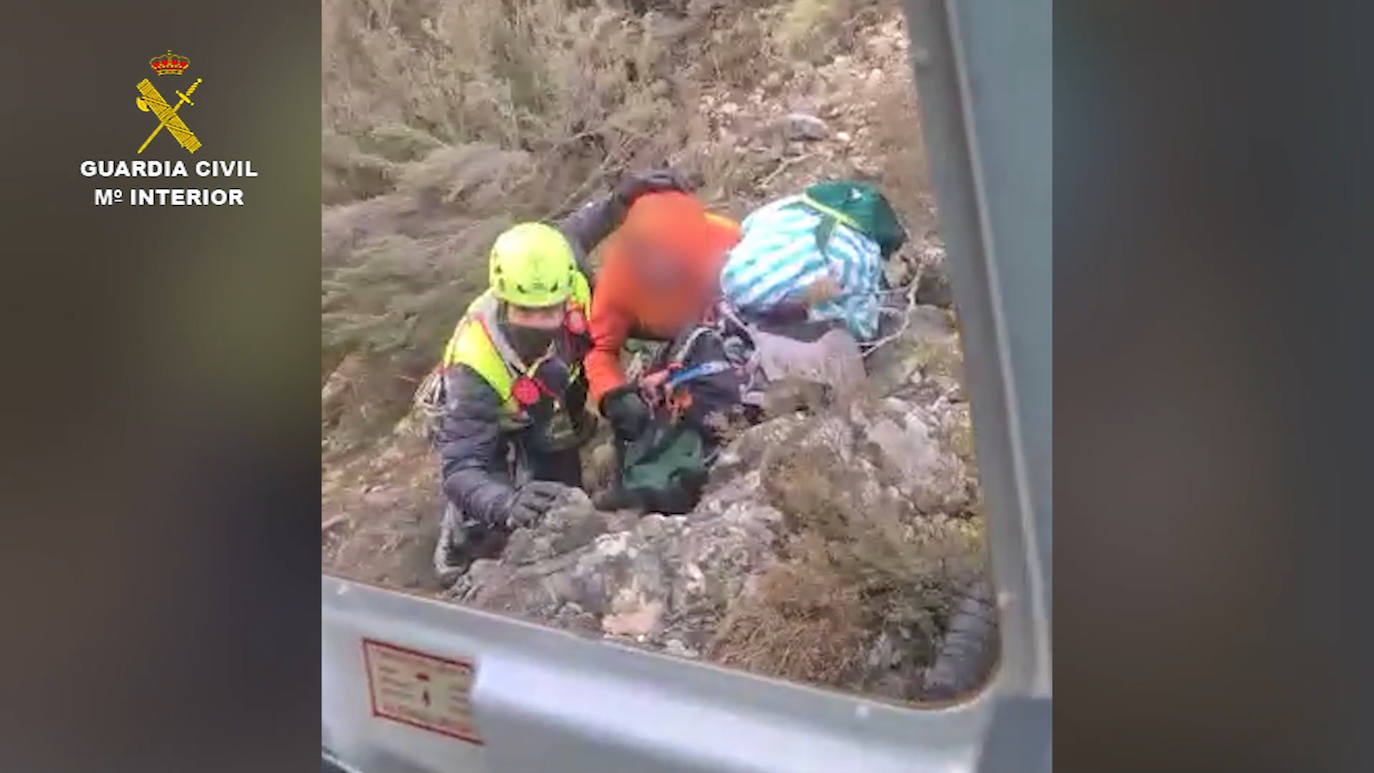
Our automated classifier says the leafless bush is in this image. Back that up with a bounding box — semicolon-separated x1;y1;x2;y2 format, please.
322;0;711;456
323;0;694;201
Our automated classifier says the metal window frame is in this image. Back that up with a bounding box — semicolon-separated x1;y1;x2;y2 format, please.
901;0;1052;698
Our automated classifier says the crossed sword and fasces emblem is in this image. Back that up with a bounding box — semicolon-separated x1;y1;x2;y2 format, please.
135;77;202;154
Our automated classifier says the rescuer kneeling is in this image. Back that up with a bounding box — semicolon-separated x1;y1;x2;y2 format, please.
431;224;598;584
428;168;685;584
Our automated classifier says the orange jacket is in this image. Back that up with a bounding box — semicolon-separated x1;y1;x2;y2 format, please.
586;191;741;408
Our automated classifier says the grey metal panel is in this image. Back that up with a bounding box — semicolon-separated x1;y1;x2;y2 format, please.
902;0;1052;701
323;576;995;773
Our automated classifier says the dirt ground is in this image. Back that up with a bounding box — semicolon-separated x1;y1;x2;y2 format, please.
322;432;446;593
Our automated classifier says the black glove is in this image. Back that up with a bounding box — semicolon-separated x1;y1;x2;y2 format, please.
613;167;690;207
504;480;571;527
600;384;651;440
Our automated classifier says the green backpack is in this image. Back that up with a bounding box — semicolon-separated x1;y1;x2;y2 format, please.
620;421;709;515
798;180;908;259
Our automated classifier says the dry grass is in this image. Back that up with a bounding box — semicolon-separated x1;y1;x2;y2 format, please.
710;405;985;691
777;0;882;61
322;0;710;457
323;0;697;203
869;77;937;235
709;562;869;684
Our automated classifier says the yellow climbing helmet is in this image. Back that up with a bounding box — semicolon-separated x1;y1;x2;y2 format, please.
488;222;578;308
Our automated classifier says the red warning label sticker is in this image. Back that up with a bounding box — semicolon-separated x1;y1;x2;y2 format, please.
361;638;483;745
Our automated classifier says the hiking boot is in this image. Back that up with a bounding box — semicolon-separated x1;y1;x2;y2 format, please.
433;502;472;587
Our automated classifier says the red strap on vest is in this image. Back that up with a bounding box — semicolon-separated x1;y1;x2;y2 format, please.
565;307;587;336
474;315;560;406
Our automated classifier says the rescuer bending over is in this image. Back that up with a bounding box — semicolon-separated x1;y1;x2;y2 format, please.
432;170;685;583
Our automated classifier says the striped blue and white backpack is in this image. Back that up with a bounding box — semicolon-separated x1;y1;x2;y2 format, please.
719;181;907;341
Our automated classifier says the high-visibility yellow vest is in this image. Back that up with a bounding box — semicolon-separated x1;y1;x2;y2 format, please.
441;273;592;421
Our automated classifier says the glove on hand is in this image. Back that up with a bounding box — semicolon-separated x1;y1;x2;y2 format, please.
613;167;690;207
504;480;572;527
600;384;652;440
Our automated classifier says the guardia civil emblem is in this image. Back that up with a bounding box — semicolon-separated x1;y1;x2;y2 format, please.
135;50;202;154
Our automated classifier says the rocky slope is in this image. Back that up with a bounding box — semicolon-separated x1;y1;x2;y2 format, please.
322;0;997;703
448;304;990;701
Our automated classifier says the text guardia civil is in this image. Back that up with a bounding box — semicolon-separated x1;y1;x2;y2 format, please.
82;159;258;207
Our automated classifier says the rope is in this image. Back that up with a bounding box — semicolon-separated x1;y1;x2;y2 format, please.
859;263;925;359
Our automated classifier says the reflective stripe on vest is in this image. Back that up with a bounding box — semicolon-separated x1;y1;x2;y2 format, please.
441;278;591;418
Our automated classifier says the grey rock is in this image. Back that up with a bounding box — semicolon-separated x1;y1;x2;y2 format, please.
861;404;972;515
461;487;784;647
915;265;954;308
782;113;830;141
502;489;610;565
664;638;700;659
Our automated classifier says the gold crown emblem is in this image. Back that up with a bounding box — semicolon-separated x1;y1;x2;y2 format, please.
150;50;190;76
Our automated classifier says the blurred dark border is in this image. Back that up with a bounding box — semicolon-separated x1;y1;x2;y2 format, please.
4;0;1374;770
1055;1;1374;770
0;2;320;771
